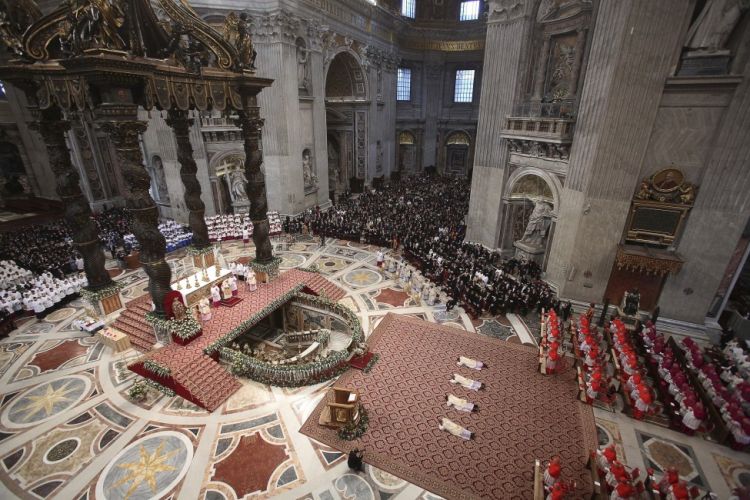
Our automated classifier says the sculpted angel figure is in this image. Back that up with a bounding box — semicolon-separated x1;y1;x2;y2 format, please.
223;12;257;70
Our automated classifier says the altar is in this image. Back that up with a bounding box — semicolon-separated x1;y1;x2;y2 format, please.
172;267;233;307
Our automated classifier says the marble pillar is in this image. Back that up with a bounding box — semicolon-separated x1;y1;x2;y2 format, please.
466;0;536;247
100;117;172;317
165;109;210;248
546;0;693;304
36;106;113;290
658;61;750;323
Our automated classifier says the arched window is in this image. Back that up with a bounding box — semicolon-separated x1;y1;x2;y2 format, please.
399;131;416;145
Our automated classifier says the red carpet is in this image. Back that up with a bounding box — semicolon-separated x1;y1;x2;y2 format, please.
300;313;596;499
348;352;374;370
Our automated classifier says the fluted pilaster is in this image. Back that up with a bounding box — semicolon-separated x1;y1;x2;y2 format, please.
466;0;535;246
546;0;692;302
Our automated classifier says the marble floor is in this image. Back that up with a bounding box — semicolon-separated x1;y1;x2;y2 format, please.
0;238;748;499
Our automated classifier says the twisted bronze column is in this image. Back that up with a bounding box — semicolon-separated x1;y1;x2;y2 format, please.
165;109;209;248
36;107;113;290
236;109;273;263
100;120;172;317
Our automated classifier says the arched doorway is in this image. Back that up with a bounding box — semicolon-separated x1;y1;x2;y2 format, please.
398;131;418;175
324;51;367;193
503;172;558;268
443;131;472;177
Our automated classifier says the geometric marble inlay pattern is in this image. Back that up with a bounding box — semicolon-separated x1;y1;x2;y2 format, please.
2;376;90;428
636;430;709;490
96;431;192;500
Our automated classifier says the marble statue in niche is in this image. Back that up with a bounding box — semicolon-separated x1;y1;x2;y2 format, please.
547;36;577;100
152;156;170;203
296;37;310;93
328;139;340;185
229;169;249;202
520;200;553;247
685;0;748;52
302;148;318;192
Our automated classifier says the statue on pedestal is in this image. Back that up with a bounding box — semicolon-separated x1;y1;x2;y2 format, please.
685;0;748;53
520;200;553;247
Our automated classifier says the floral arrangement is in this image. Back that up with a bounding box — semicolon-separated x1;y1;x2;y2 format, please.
304;264;321;274
145;312;202;341
221;346;350;387
127;380;147;401
249;257;282;274
143;378;175;397
186;245;214;256
338;405;369;441
80;281;123;302
143;359;171;378
363;353;380;373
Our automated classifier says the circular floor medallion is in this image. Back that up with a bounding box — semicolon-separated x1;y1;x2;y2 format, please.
343;269;382;288
2;375;90;429
96;431;192;500
279;253;306;268
44;308;78;323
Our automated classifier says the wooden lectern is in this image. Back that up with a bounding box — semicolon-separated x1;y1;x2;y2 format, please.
319;387;360;429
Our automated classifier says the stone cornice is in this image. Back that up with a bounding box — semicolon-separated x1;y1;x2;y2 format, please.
487;0;535;24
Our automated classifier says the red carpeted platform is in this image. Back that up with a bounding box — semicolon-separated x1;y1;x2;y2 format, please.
300;313;596;500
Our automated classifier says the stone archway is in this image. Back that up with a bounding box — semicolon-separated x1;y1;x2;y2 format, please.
324;50;368;192
443;131;471;177
398;131;418;175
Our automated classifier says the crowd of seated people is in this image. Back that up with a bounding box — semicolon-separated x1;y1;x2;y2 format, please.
639;322;707;435
95;207;132;257
577;314;616;405
206;212;282;243
306;176;555;319
681;337;750;449
0;266;86;319
610;317;657;420
0;221;76;276
206;214;251;242
591;445;656;499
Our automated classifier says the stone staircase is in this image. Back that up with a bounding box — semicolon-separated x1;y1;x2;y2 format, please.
112;295;157;352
